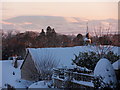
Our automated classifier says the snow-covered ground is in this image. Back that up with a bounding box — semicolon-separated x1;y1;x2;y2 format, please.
0;60;54;89
29;81;48;88
0;60;33;89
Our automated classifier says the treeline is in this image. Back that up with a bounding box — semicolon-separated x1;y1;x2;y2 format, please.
2;26;120;60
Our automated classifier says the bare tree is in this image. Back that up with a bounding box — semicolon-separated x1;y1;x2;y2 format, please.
93;23;111;37
91;24;114;58
33;51;59;80
7;30;13;39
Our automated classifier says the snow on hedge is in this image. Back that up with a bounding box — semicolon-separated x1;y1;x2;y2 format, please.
112;59;120;70
72;79;94;87
94;58;117;87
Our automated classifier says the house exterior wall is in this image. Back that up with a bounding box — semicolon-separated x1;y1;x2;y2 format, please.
21;52;39;81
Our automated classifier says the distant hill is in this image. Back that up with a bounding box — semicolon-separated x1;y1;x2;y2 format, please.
1;16;118;35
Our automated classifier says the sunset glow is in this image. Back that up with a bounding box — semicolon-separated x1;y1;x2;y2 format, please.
2;2;118;20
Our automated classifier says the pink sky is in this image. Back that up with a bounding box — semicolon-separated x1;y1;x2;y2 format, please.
1;2;118;20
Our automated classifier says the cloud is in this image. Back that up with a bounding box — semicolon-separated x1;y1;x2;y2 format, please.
23;22;32;25
0;21;14;25
1;16;118;35
65;17;79;23
101;21;109;26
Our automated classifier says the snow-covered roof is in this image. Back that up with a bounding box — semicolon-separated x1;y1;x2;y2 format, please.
112;59;120;70
27;46;87;68
84;37;91;42
94;58;117;87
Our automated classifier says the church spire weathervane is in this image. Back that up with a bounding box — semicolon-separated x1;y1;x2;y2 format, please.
86;22;89;33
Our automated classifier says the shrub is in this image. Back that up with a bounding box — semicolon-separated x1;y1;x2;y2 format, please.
93;76;117;89
72;51;120;70
104;51;120;63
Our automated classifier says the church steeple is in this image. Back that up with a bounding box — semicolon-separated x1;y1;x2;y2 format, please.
86;22;88;34
84;22;91;45
86;22;90;39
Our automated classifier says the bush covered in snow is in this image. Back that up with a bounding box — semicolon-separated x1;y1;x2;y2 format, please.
104;51;120;63
72;51;120;70
92;76;116;89
93;58;117;89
